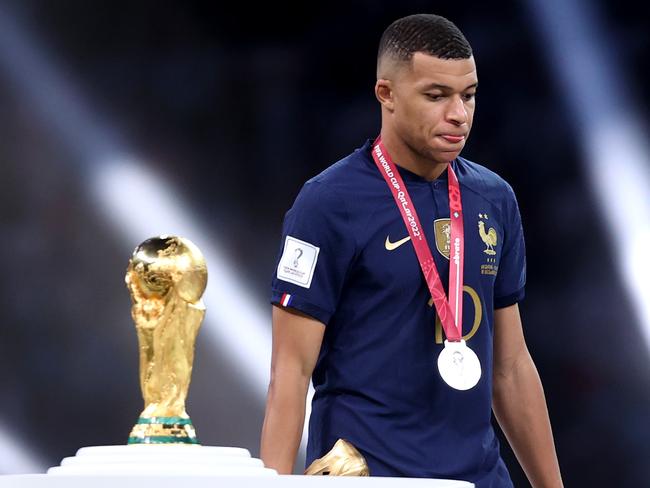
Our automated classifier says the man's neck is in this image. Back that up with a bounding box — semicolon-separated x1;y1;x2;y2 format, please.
379;129;449;181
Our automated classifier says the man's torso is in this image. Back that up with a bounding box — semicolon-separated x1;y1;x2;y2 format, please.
271;140;525;487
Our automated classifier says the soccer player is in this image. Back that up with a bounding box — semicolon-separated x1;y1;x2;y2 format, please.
260;13;563;488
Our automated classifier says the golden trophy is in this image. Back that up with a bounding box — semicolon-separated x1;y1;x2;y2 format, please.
125;235;207;445
44;234;277;475
305;439;370;476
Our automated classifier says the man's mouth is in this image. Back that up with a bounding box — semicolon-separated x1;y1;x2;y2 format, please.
439;134;465;144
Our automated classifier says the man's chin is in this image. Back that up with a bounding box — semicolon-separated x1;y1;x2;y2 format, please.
433;149;462;164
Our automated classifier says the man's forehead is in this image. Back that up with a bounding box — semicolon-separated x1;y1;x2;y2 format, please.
407;52;478;86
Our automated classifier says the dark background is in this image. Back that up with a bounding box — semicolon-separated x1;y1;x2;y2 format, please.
0;1;649;486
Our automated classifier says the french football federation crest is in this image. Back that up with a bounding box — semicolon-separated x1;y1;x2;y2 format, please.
434;218;451;259
478;214;497;255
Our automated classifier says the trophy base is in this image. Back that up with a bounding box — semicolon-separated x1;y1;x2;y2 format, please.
5;446;474;487
46;445;277;475
128;417;198;445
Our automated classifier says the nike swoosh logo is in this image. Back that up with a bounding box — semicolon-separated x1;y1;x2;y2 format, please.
385;235;411;251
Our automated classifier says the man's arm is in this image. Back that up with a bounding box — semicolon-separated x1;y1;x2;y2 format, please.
492;303;563;488
260;305;325;474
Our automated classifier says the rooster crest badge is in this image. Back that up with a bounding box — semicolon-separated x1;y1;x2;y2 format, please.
478;214;497;255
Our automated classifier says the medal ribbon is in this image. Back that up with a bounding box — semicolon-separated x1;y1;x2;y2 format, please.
371;137;465;342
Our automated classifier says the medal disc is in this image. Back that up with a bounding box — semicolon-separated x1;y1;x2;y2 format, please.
437;340;481;390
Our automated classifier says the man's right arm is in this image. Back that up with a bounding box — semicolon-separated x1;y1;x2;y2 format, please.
260;305;325;474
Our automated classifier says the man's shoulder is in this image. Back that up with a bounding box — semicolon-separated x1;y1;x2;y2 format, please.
305;143;376;189
283;142;377;247
456;156;517;204
287;141;376;212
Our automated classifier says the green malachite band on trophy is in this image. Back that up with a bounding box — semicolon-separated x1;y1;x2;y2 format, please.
128;416;198;445
128;436;199;445
135;416;193;425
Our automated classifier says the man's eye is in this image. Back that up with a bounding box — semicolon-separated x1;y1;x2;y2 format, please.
425;93;443;101
463;93;476;101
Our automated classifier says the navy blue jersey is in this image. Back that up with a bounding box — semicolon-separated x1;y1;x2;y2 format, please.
270;140;526;488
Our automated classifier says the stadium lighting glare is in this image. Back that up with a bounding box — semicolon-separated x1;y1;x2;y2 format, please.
0;8;274;392
0;423;43;474
95;158;311;465
527;0;650;348
0;5;317;471
93;159;273;394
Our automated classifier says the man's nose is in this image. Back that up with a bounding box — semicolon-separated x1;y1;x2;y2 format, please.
445;96;468;125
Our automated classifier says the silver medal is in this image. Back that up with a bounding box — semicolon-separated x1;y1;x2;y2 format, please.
437;339;481;390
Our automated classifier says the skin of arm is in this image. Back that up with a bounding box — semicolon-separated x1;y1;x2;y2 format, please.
260;305;325;474
492;303;564;488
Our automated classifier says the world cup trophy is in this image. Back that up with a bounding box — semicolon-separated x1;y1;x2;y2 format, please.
44;235;277;475
124;235;207;445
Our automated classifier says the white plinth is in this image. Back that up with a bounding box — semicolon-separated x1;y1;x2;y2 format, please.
0;475;474;488
46;445;276;476
0;445;474;487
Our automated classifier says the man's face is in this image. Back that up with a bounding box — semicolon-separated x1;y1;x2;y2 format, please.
388;52;478;165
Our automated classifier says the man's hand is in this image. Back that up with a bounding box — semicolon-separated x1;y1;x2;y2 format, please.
492;303;563;488
260;305;325;474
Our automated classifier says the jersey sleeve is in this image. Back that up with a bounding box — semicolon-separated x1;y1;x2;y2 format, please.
493;183;526;309
270;180;356;325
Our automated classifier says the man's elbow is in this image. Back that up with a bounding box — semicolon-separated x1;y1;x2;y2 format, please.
493;351;540;397
268;362;312;395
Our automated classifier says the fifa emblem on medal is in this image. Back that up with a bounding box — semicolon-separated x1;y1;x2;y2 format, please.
437;340;482;391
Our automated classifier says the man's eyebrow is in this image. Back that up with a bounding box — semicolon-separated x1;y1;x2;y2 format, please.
422;82;479;91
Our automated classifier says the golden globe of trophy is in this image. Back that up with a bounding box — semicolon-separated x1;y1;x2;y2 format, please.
125;235;207;445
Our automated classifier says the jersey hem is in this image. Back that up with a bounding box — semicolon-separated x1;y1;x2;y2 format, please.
494;287;525;309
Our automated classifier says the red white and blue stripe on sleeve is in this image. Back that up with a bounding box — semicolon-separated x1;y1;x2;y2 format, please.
280;293;293;307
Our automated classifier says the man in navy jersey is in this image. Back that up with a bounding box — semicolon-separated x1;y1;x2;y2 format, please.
260;14;563;488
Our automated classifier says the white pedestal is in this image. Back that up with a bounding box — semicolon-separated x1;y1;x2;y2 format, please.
0;476;473;488
0;445;474;487
46;445;275;476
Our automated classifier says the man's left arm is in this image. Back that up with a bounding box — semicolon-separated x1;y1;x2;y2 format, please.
492;303;563;488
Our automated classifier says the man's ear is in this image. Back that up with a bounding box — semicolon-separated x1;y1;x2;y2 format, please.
375;79;394;112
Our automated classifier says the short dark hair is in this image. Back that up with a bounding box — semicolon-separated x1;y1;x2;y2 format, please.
378;14;472;66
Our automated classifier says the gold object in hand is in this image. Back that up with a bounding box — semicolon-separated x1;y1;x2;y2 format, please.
305;439;370;476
